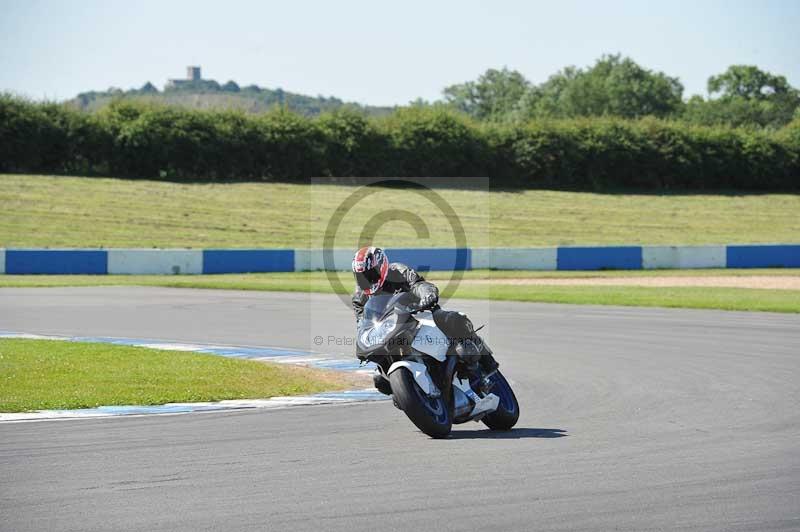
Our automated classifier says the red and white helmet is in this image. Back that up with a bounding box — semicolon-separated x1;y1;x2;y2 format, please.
352;246;389;295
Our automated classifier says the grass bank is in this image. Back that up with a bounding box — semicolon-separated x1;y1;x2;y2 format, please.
2;270;799;313
457;285;800;313
0;338;350;413
2;174;799;248
2;268;800;289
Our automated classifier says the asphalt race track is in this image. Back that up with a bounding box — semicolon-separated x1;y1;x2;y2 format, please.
1;287;799;531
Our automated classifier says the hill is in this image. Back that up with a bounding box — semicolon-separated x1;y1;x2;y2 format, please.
69;76;395;117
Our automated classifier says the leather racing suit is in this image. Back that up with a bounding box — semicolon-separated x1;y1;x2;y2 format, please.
352;262;481;364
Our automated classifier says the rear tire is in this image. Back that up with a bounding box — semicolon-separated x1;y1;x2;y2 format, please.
389;368;452;438
482;370;519;431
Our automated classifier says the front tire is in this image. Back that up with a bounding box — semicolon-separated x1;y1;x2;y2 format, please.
389;368;452;438
482;370;519;431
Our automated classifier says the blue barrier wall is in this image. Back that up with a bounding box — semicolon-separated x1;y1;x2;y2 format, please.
384;248;471;271
202;249;295;274
1;245;798;274
727;245;800;268
557;247;643;271
5;250;107;274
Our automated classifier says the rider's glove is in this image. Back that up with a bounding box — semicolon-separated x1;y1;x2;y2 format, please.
418;293;437;309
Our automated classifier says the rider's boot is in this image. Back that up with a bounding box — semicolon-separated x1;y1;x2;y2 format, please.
454;338;483;380
475;337;499;374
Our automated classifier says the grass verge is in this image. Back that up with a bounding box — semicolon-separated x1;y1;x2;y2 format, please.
3;174;800;248
454;285;800;313
1;270;799;313
0;339;350;413
2;268;799;289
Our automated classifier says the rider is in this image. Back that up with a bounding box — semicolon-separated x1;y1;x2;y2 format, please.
351;246;487;393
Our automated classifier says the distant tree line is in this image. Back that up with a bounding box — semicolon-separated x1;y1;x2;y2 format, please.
72;80;395;117
2;95;798;189
443;55;799;129
67;55;799;131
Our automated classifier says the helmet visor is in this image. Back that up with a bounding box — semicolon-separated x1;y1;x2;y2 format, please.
355;268;381;291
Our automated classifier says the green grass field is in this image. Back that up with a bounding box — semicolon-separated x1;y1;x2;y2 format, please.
2;174;799;248
466;285;800;313
2;268;799;288
2;174;798;313
2;270;799;313
0;338;350;412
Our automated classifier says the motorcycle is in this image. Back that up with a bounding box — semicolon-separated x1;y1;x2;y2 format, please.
356;292;519;438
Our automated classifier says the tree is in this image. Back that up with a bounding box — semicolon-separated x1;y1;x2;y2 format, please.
514;54;683;120
443;67;530;120
139;82;158;93
222;80;241;92
408;97;431;107
708;65;794;100
683;65;799;128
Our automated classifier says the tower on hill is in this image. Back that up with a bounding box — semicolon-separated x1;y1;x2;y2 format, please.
167;66;203;88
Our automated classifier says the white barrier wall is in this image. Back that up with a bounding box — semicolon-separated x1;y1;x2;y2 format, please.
642;246;726;269
294;249;354;271
3;245;798;274
107;249;203;275
472;248;558;270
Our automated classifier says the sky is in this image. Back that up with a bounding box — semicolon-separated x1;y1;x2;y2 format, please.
1;0;799;106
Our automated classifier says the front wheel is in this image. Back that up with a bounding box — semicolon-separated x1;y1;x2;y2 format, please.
389;368;452;438
482;370;519;431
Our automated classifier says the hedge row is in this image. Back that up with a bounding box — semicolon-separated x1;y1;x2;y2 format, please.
1;95;798;189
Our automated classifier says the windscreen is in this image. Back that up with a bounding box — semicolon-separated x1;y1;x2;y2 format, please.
361;294;394;323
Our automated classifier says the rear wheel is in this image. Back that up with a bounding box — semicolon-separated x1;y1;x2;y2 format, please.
389;368;452;438
481;370;519;431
